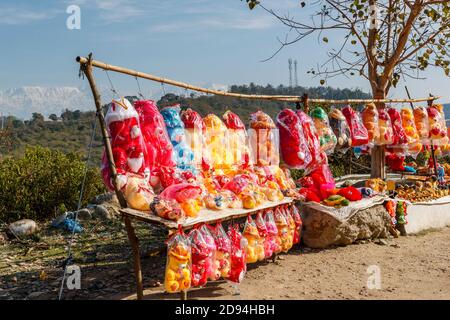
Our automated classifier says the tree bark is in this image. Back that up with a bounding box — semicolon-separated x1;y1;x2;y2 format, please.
371;88;387;178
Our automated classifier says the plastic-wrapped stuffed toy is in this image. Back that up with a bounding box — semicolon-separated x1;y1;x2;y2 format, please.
209;223;231;279
274;207;291;252
328;108;352;153
295;110;326;171
281;206;295;250
243;215;265;263
387;107;408;154
227;224;248;284
189;226;215;287
361;103;380;145
263;210;281;256
342;105;369;147
102;98;149;191
337;186;362;201
151;197;184;221
376;108;394;145
386;153;406;171
310;107;337;155
248;110;280;166
255;212;271;258
400;108;422;158
290;205;302;245
203;114;232;169
180;108;208;170
161;105;196;175
223;111;252;169
123;174;154;211
165;228;191;293
413;106;430;143
134;100;175;188
427;106;447;145
159;183;203;218
276;108;312;169
395;201;407;225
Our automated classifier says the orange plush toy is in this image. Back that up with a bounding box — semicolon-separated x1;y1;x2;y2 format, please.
413;106;429;143
361;103;380;144
400;108;422;158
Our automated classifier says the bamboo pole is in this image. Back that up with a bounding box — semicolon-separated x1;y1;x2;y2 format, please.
80;54;128;208
76;56;440;105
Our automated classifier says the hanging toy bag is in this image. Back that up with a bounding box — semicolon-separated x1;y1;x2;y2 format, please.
208;222;232;279
165;226;192;293
290;205;303;245
376;108;395;145
310;107;338;155
255;211;272;259
248;110;280;167
342;105;369;147
427;105;447;146
280;205;295;251
189;226;213;287
361;103;379;146
180;108;209;171
387;107;408;155
274;207;290;253
413;106;430;144
264;209;282;255
227;223;248;284
400;108;422;158
328;107;352;153
276;108;312;169
203;114;232;170
222;110;252;169
243;215;265;263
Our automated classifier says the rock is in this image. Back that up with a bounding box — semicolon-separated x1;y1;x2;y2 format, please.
91;192;119;206
0;232;8;244
27;291;44;299
73;209;91;221
301;204;391;248
93;205;114;220
375;238;388;246
7;219;39;238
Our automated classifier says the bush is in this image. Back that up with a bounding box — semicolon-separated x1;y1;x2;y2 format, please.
0;146;106;223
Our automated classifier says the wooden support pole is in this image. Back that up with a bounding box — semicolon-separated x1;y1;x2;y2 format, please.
124;216;144;300
79;54;128;208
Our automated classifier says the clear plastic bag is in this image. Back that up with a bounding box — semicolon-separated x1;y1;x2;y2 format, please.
264;209;282;255
290;205;302;245
123;174;154;211
280;205;294;251
223;111;252;169
255;212;270;258
400;108;422;158
248;111;280;166
328;107;352;153
243;215;265;263
361;103;379;146
203;114;233;169
387;107;408;154
427;105;448;145
413;106;430;144
151;197;184;221
159;183;203;218
227;223;248;284
165;227;191;293
209;222;232;279
310;107;337;155
342;105;369;147
180;108;207;170
161;104;196;174
189;226;215;287
376;108;395;145
276;108;312;169
274;207;290;253
134;100;175;188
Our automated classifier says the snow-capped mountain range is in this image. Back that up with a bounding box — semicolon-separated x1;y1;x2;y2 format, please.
0;84;229;120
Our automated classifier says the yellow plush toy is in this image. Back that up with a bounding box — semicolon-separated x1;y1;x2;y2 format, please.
123;175;154;211
361;103;380;143
165;232;192;293
203;114;232;169
401;108;422;156
243;217;265;263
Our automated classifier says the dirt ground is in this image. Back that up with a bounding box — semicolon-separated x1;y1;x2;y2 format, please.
1;222;449;300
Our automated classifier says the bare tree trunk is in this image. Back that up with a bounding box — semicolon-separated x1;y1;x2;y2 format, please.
371;87;387;178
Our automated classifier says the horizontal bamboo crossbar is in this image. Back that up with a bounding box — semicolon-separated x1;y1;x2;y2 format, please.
77;56;440;104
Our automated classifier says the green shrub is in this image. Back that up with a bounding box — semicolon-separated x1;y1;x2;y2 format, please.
0;146;106;223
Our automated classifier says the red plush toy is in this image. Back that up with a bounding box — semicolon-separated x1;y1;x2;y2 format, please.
337;186;362;201
342;105;369;146
227;224;248;284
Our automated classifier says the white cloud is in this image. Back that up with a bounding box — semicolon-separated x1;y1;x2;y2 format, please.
0;6;56;25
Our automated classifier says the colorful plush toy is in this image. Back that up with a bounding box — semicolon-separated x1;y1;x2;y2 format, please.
189;226;215;287
227;224;248;284
376;108;394;145
361;103;380;145
223;111;251;169
413;106;430;143
159;183;203;218
134;100;175;188
337;186;362;201
395;201;407;225
400;108;422;158
209;222;231;279
264;210;282;256
290;205;302;245
276;108;312;169
248;110;280;166
387;107;408;153
165;228;191;293
123;174;154;211
323;195;349;207
203;114;232;169
342;105;369;147
427;106;447;143
365;178;387;193
281;206;295;250
310;107;338;155
180;108;207;170
274;207;291;252
161;105;197;176
151;197;184;221
328;108;352;153
243;215;265;263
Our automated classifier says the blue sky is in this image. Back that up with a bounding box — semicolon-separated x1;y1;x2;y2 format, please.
0;0;449;102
